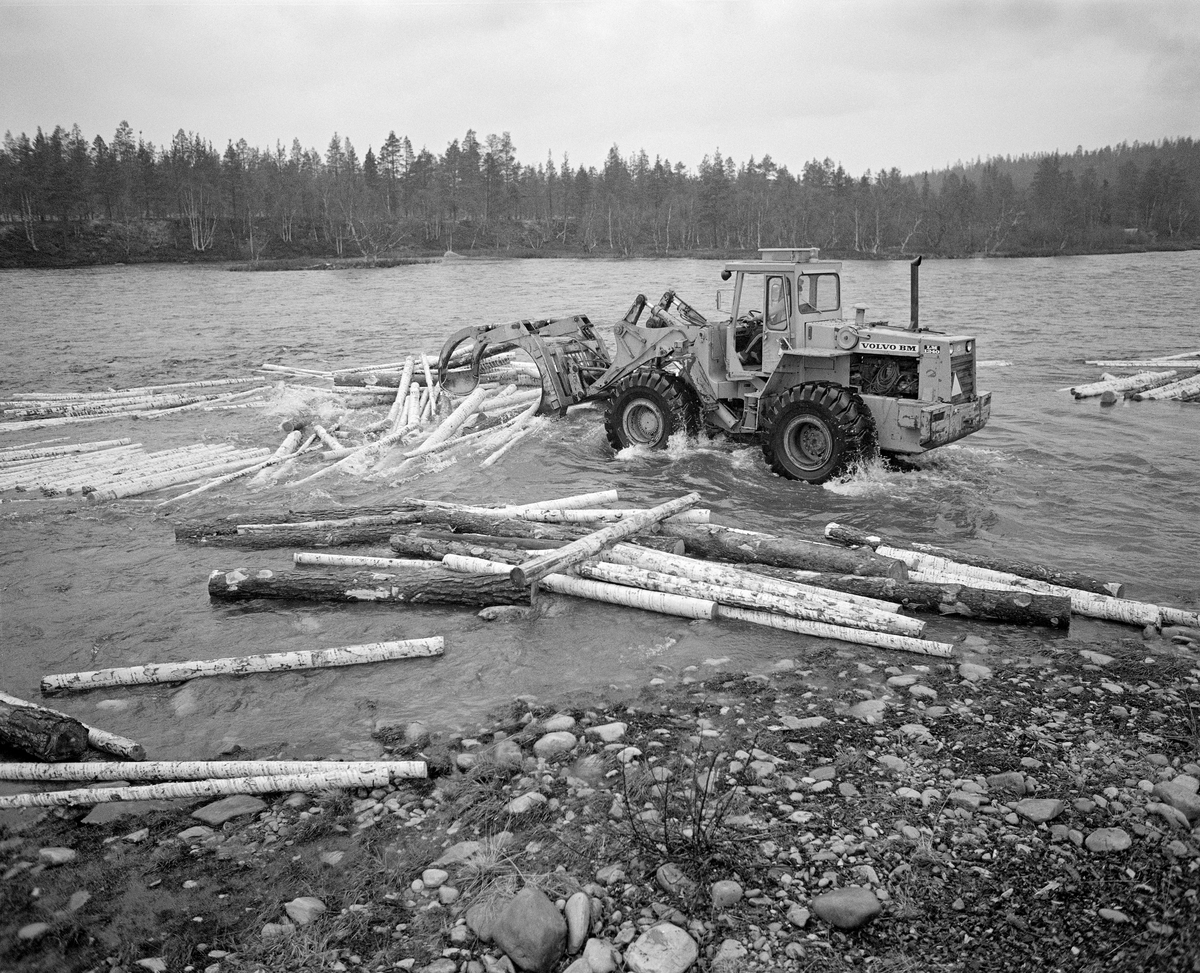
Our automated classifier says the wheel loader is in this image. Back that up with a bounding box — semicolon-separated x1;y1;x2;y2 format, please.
435;248;991;483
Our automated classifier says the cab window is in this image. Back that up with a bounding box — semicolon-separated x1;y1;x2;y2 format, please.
766;275;791;330
805;273;840;313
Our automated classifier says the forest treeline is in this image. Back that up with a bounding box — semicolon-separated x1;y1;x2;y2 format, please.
1;121;1198;267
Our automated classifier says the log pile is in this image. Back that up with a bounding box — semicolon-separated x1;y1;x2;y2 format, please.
1068;349;1200;403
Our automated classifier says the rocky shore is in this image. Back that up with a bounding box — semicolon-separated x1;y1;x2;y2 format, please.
2;630;1198;973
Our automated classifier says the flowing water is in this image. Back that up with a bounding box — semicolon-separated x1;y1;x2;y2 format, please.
1;252;1198;763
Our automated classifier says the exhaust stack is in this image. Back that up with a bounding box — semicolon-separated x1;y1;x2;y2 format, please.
910;255;922;331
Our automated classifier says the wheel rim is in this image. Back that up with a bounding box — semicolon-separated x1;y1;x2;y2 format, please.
782;415;833;472
623;399;666;445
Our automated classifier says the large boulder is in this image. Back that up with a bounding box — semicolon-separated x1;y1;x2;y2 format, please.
491;886;567;972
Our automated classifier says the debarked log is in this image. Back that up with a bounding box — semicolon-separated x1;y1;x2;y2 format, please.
664;524;908;580
41;638;445;694
207;567;527;607
736;564;1072;629
0;699;89;761
824;522;1122;597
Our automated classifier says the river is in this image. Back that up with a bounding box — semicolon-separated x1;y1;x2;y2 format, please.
1;252;1198;763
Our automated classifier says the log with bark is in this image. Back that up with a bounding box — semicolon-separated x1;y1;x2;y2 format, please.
0;759;427;782
663;524;909;579
0;699;89;761
0;690;145;759
824;522;1122;596
736;564;1072;629
41;638;445;694
510;493;703;587
207;566;527;607
185;525;406;549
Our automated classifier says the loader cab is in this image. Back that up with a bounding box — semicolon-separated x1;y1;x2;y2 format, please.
722;248;842;376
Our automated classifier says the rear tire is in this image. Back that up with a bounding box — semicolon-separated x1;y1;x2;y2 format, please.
604;368;690;450
761;382;876;483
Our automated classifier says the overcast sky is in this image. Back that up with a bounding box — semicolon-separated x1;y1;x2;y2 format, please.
3;0;1198;177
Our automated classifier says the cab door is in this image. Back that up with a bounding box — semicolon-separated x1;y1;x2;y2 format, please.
759;273;793;374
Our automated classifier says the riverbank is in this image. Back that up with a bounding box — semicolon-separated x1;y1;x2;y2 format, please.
3;626;1197;973
2;219;1197;270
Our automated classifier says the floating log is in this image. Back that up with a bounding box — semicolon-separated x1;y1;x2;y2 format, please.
824;522;1122;597
0;759;427;782
480;426;531;467
576;561;925;636
0;770;393;809
510;490;620;511
716;607;954;658
386;358;416;432
88;450;273;501
891;555;1164;627
1129;373;1200;401
1070;370;1178;398
0;438;133;463
414;511;596;540
208;566;526;607
41;637;445;694
735;565;1072;629
391;527;685;556
0;691;145;760
511;493;702;587
445;555;951;656
294;552;443;570
664;524;908;580
601;543;900;614
187;525;407;549
0;698;89;761
1084;358;1200;369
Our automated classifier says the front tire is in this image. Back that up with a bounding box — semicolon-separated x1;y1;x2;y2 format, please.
604;368;689;450
761;382;876;483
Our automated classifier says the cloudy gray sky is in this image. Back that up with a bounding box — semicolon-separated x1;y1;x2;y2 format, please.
3;0;1197;176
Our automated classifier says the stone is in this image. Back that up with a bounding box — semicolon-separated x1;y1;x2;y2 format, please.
261;921;295;939
492;739;525;768
421;868;449;888
1147;802;1190;830
710;938;749;972
38;847;77;866
17;922;50;941
909;684;937;699
1079;650;1114;666
284;896;326;925
135;958;167;972
848;699;887;723
1099;908;1129;923
586;722;628;743
986;772;1027;796
624;922;699;973
710;879;743;909
1015;798;1064;824
491;886;567;973
583;938;619;973
958;662;992;682
786;904;810;928
192;794;267;826
1085;828;1132;853
467;901;499;943
811;887;882;930
82;798;181;825
656;862;698;898
533;731;577;759
541;713;577;733
479;606;533;622
564;891;591;954
1152;780;1200;823
505;792;548;815
877;754;909;774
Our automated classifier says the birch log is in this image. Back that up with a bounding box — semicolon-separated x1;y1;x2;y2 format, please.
391;532;555;560
734;565;1072;628
716;607;954;658
1129;372;1200;401
511;493;702;586
386;358;416;432
0;760;425;782
887;551;1164;627
1070;370;1178;398
0;770;392;809
824;523;1123;597
208;566;526;607
600;544;901;614
294;553;443;570
576;561;925;636
480;427;531;468
0;699;89;761
509;490;620;511
0;691;145;760
190;525;404;549
41;637;444;694
665;524;909;579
